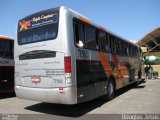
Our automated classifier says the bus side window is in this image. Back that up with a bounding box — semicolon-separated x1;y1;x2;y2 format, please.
132;46;135;56
74;22;85;48
106;34;111;52
133;46;138;57
129;45;132;56
84;25;96;50
115;38;121;55
121;41;124;55
110;35;115;53
121;42;129;56
99;31;110;52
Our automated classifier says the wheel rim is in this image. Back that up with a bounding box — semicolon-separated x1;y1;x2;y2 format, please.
108;81;114;96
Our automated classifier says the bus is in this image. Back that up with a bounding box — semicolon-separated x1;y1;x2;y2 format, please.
0;35;14;93
15;6;144;104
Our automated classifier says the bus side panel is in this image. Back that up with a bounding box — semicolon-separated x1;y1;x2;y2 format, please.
91;51;108;98
114;54;140;90
128;56;139;82
76;49;108;103
113;55;130;89
76;49;94;103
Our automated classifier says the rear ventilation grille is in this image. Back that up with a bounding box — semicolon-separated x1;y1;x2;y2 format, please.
19;50;56;60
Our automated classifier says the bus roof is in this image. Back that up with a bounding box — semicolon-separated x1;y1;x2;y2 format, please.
0;35;13;41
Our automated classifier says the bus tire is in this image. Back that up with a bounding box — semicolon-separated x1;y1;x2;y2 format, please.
106;79;115;100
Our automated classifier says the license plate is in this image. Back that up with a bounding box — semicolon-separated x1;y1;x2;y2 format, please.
31;76;41;83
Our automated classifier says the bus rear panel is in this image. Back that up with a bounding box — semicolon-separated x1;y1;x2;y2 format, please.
15;7;77;104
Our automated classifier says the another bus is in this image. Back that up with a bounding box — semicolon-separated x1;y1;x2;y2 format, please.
0;35;14;93
15;6;144;104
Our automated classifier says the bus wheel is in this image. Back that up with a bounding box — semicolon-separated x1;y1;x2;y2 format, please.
106;79;115;100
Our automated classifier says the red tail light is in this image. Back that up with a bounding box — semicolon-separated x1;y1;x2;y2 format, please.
64;56;71;73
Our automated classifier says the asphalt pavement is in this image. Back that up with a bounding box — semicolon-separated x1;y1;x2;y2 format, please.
0;79;160;120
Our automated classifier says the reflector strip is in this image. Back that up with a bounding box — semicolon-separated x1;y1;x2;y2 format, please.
59;88;64;90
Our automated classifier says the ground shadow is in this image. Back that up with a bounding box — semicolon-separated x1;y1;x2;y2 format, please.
0;92;16;99
116;83;146;96
25;83;146;117
25;99;107;117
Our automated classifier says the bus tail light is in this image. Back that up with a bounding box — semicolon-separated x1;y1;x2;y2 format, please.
64;56;72;73
64;56;72;84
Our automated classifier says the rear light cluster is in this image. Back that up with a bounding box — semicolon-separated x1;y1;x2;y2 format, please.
64;56;72;84
64;56;72;73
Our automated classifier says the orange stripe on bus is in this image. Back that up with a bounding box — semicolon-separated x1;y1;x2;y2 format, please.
79;17;90;24
0;35;13;41
98;52;112;77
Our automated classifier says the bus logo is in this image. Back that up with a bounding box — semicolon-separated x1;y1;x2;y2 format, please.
19;13;58;32
19;20;31;31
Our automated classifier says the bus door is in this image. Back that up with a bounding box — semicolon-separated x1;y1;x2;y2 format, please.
74;21;95;102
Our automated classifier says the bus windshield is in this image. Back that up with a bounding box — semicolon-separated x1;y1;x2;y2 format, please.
18;8;59;45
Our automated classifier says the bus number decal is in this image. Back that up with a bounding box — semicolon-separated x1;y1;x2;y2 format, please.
78;49;89;59
53;79;63;84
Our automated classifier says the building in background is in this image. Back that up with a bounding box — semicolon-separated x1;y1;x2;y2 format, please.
137;27;160;77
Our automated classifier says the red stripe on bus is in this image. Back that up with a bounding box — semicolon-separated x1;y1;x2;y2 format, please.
112;53;119;67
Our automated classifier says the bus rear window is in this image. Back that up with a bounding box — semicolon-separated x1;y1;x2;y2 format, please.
17;8;59;45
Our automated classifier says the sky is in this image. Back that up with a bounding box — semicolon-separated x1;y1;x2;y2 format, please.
0;0;160;41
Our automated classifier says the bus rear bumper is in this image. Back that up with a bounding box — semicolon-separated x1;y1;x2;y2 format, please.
15;85;77;105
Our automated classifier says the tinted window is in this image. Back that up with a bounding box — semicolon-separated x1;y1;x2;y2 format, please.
84;25;96;50
18;8;59;45
129;45;138;56
129;45;132;56
133;46;138;56
121;41;129;56
99;31;110;52
109;35;114;53
74;22;85;48
115;38;121;55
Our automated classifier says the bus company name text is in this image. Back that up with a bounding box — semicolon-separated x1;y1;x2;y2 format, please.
32;13;56;23
78;49;89;59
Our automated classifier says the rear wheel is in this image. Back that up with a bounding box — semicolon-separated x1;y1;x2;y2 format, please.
106;79;115;100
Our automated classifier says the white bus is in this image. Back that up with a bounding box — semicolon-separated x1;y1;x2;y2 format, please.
0;35;14;93
15;6;144;104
